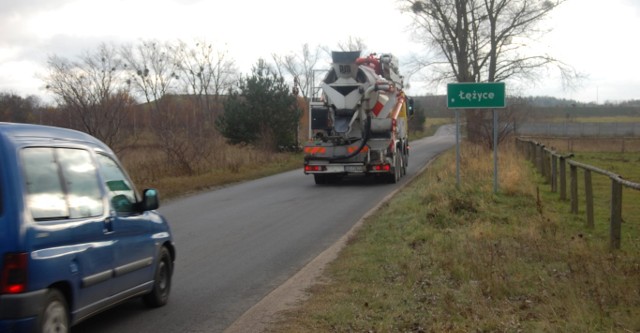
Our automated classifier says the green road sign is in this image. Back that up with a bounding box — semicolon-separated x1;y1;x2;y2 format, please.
447;82;506;109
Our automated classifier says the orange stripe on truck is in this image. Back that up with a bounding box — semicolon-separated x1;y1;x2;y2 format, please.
347;146;369;154
304;147;326;154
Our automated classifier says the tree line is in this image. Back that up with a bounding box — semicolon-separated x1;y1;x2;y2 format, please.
1;40;315;176
3;0;593;156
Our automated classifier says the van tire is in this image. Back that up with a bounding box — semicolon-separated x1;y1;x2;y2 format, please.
39;289;69;333
143;246;173;308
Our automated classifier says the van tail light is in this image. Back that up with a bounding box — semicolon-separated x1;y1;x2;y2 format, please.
1;253;28;294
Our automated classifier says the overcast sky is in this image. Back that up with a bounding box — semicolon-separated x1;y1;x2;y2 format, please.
1;0;639;104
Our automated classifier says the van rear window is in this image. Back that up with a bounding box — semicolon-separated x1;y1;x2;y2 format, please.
22;147;104;220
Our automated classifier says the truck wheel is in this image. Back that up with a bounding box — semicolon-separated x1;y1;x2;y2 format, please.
39;289;69;333
395;154;402;182
387;154;401;184
143;246;173;308
403;147;409;175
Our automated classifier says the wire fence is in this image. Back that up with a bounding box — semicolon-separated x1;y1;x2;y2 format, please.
516;138;640;249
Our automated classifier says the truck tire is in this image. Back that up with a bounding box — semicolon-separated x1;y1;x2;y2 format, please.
395;153;402;181
403;144;409;168
386;153;401;184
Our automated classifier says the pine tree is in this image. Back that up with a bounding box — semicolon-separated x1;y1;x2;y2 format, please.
216;60;301;150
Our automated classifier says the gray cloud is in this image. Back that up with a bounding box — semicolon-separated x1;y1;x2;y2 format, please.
0;0;71;14
0;0;71;49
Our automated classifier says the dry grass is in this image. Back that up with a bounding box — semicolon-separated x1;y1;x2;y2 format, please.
117;131;301;200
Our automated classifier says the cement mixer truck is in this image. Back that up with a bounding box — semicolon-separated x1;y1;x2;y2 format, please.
303;51;413;184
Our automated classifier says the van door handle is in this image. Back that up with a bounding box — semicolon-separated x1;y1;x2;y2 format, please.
103;217;114;233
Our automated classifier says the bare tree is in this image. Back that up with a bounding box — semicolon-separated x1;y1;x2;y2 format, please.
336;36;368;52
175;39;238;120
402;0;580;143
120;40;180;113
121;40;220;175
271;43;323;101
317;36;368;63
43;43;135;152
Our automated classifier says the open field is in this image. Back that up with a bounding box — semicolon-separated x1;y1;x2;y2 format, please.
520;136;640;153
546;116;640;123
267;139;640;332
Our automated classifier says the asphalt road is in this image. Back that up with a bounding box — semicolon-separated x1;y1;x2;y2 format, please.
72;125;456;333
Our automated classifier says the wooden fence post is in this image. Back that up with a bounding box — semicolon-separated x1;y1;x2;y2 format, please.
518;138;640;250
570;164;578;214
559;157;567;200
544;150;551;184
546;152;552;183
584;170;594;228
610;180;623;249
536;144;543;174
551;154;558;193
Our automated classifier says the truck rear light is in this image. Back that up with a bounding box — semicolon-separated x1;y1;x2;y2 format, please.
370;164;391;172
1;253;28;294
304;165;326;172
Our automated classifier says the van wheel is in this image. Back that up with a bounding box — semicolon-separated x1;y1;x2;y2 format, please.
39;289;69;333
143;246;173;308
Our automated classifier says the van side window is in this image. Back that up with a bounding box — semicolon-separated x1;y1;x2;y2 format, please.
23;148;68;220
57;148;104;218
96;154;137;213
22;147;104;220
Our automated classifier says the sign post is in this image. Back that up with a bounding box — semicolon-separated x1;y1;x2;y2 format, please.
447;82;506;193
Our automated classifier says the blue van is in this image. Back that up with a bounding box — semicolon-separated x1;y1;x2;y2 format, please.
0;122;176;333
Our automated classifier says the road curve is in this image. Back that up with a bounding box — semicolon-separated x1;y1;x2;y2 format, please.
72;126;456;333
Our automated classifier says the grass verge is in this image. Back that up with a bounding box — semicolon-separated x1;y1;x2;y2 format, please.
140;152;303;200
267;140;640;332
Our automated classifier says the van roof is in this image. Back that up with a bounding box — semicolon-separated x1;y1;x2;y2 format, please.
0;122;112;153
